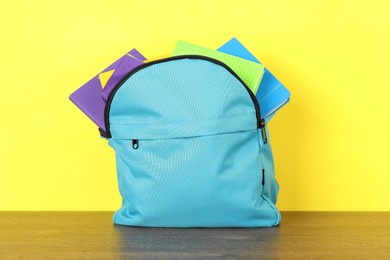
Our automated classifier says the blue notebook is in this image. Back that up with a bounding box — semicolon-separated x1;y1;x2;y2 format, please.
218;38;290;118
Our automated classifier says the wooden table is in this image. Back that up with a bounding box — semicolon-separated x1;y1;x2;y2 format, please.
0;212;389;259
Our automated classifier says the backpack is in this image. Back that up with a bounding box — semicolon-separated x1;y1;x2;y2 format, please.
100;55;281;227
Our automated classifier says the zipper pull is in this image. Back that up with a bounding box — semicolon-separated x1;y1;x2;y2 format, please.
260;119;268;144
262;169;265;186
132;139;139;149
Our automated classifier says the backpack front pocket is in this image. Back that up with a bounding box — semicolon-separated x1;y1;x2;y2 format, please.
109;129;277;227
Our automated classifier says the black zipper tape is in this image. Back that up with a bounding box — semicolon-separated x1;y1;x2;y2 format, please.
101;55;263;138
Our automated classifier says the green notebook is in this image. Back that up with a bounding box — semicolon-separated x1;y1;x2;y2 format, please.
172;40;264;93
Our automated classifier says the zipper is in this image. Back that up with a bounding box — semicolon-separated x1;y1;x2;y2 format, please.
102;55;264;139
262;169;265;186
132;139;139;149
260;119;268;144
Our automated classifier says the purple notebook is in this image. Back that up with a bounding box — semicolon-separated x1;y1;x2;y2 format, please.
69;49;146;131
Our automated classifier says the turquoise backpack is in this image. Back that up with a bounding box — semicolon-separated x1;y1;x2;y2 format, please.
101;55;280;227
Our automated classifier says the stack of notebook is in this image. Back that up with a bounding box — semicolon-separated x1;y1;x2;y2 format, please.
69;38;290;132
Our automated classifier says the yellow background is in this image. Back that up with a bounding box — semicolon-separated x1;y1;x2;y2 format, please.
1;0;389;211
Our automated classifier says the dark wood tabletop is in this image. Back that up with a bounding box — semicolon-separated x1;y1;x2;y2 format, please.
0;212;389;259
